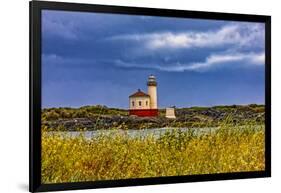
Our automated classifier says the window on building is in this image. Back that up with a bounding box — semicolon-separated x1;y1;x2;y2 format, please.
146;101;148;106
139;101;142;106
132;101;134;107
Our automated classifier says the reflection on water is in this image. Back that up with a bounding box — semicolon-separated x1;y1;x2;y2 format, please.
47;127;219;139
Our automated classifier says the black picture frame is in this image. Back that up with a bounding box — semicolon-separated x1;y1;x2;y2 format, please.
29;1;271;192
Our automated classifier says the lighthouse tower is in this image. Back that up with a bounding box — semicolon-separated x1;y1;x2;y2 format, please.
147;75;158;109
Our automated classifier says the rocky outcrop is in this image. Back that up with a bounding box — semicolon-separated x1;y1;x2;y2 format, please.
42;105;265;131
43;115;171;131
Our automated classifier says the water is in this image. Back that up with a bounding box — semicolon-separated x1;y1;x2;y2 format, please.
47;127;219;139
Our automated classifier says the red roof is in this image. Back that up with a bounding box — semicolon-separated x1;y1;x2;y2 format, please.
129;89;150;98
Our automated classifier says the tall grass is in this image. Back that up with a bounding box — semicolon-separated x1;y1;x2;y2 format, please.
41;123;265;184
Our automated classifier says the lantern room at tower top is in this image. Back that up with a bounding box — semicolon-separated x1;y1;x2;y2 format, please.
129;75;158;117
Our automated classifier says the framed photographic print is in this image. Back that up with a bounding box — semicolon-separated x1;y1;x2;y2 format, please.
30;1;271;192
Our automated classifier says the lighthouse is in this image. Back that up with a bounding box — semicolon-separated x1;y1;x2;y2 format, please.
147;75;158;109
129;75;158;117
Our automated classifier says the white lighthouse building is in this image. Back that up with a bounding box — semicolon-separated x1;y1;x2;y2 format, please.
129;75;158;117
147;75;158;109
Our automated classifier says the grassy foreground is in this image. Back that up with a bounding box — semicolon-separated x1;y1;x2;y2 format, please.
42;123;265;184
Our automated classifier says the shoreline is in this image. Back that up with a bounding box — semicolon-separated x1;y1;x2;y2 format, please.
42;104;265;131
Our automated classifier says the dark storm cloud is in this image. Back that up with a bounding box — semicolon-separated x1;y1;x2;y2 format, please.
42;10;265;108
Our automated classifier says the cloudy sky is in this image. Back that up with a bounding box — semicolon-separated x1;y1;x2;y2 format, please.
42;10;265;108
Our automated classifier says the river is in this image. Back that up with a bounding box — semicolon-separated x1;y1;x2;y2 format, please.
46;127;220;139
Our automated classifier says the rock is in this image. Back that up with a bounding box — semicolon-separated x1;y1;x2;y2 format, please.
42;105;265;131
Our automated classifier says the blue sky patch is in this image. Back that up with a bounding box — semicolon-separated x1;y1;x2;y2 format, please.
42;10;265;108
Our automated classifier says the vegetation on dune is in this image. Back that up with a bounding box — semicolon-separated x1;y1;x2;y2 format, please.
41;120;265;184
42;105;128;121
